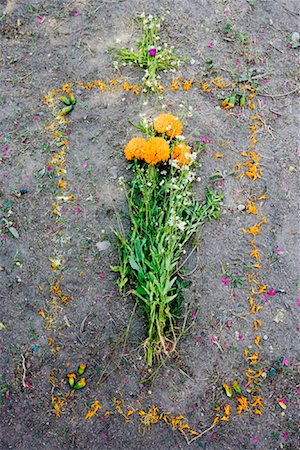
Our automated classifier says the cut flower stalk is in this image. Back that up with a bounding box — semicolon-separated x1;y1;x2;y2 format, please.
113;114;223;366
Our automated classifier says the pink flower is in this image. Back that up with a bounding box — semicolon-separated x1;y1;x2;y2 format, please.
221;277;229;285
208;41;214;48
47;166;52;171
37;16;45;24
149;47;157;57
297;299;300;307
82;162;88;169
268;289;276;296
275;246;284;253
2;146;8;152
253;437;257;444
283;357;289;366
200;136;213;143
262;79;269;84
70;9;79;16
25;381;31;388
191;311;197;319
99;273;105;279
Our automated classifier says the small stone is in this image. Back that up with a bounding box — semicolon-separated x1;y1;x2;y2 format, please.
108;166;118;179
263;334;268;340
96;241;111;252
273;309;284;323
288;166;296;173
237;204;246;211
291;31;300;42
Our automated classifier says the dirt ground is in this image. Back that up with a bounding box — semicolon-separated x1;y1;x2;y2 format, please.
0;0;299;449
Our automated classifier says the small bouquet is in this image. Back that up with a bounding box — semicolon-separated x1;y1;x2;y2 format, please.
113;14;183;92
113;113;223;366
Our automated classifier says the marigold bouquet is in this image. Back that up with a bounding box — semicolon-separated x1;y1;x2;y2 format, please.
113;113;223;366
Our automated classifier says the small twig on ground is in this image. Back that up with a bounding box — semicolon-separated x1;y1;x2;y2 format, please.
212;339;223;352
231;312;249;322
186;423;217;445
269;41;284;53
258;87;299;98
21;354;27;388
80;313;92;334
281;4;300;17
269;109;282;116
178;368;194;382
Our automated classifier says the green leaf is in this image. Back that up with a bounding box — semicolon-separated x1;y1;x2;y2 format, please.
129;254;141;272
9;227;19;238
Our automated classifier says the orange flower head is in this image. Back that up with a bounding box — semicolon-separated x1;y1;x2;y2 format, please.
144;137;170;165
124;137;148;161
153;114;183;138
172;143;191;167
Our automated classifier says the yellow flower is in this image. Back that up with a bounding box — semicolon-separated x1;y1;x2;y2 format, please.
202;82;211;92
254;335;261;347
243;223;261;235
62;83;72;94
253;319;262;331
221;99;234;109
237;396;248;414
49;258;62;270
85;400;102;420
246;200;258;215
213;152;223;159
172;143;191;166
143;137;170;165
183;79;193;91
153;114;183;138
124;137;148;161
58;179;67;189
169;77;181;91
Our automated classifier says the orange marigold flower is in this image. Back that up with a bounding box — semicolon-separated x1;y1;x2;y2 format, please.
124;137;148;161
144;137;170;165
153;114;183;138
172;143;191;166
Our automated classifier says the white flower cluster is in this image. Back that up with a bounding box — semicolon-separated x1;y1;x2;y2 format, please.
167;207;187;232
